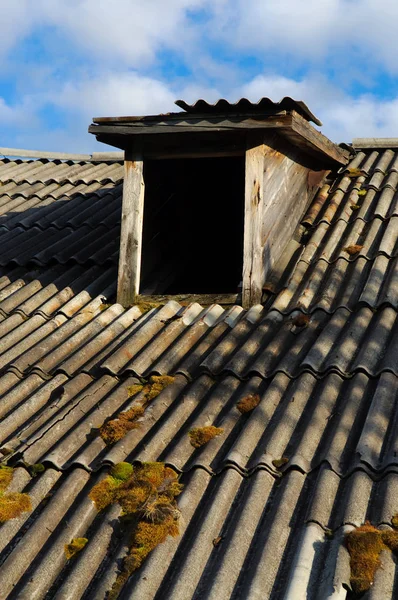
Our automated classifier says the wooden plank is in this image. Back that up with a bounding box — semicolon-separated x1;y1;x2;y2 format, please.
242;133;266;308
92;110;287;124
137;149;242;160
95;130;246;160
260;150;326;277
89;116;287;137
289;111;349;165
117;148;145;306
137;293;239;306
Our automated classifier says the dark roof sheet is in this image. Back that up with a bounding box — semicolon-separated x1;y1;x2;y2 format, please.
0;149;398;598
175;97;323;126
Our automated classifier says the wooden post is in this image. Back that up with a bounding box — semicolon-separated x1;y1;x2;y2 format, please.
242;134;266;308
117;147;145;306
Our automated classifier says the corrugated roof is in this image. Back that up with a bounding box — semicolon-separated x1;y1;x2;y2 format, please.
175;97;323;126
1;148;398;598
92;98;322;126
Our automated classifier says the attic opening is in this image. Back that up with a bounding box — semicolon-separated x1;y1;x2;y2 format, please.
139;156;245;295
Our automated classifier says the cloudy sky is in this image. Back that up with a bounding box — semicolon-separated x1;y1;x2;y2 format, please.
2;0;398;153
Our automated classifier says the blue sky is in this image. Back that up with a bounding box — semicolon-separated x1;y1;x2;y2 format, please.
2;0;398;153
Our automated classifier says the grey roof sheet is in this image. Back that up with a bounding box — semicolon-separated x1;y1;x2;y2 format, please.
1;149;398;598
2;369;398;478
2;465;398;600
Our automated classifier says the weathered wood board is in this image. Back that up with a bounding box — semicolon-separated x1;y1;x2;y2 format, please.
242;132;327;307
117;148;145;306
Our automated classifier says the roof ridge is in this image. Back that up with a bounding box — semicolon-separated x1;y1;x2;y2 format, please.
0;147;124;162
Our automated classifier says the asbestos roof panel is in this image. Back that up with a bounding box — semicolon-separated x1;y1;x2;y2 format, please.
0;158;123;185
2;465;398;599
2;369;398;478
1;148;398;598
0;158;123;280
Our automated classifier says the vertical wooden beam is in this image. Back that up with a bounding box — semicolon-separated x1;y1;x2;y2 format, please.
117;148;145;306
242;134;266;308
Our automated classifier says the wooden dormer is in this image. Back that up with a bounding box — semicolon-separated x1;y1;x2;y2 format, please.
89;97;349;307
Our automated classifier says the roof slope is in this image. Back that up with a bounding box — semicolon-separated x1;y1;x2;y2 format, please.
0;150;398;598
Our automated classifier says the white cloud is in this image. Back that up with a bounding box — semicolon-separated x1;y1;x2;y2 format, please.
3;70;222;151
208;0;398;75
34;0;211;67
42;68;223;116
236;72;398;142
0;1;37;60
1;0;214;68
0;96;38;128
3;0;398;75
212;0;341;59
53;72;177;116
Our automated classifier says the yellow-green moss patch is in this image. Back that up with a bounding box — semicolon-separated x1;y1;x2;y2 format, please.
100;405;145;445
89;462;183;599
26;463;45;477
0;465;32;523
143;375;175;402
0;492;32;523
100;376;175;446
135;301;162;314
236;394;260;414
64;537;88;560
111;462;134;482
188;426;224;449
346;168;363;178
127;384;144;398
346;522;398;594
0;466;13;491
272;457;289;469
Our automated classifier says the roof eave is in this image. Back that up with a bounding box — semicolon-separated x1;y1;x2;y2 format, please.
89;111;350;167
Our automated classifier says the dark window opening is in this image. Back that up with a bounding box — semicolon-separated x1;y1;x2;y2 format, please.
140;156;245;295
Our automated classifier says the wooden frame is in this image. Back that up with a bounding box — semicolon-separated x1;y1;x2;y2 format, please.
114;123;340;308
90;111;349;166
242;134;266;308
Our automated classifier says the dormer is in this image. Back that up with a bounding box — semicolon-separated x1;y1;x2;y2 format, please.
89;97;349;307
